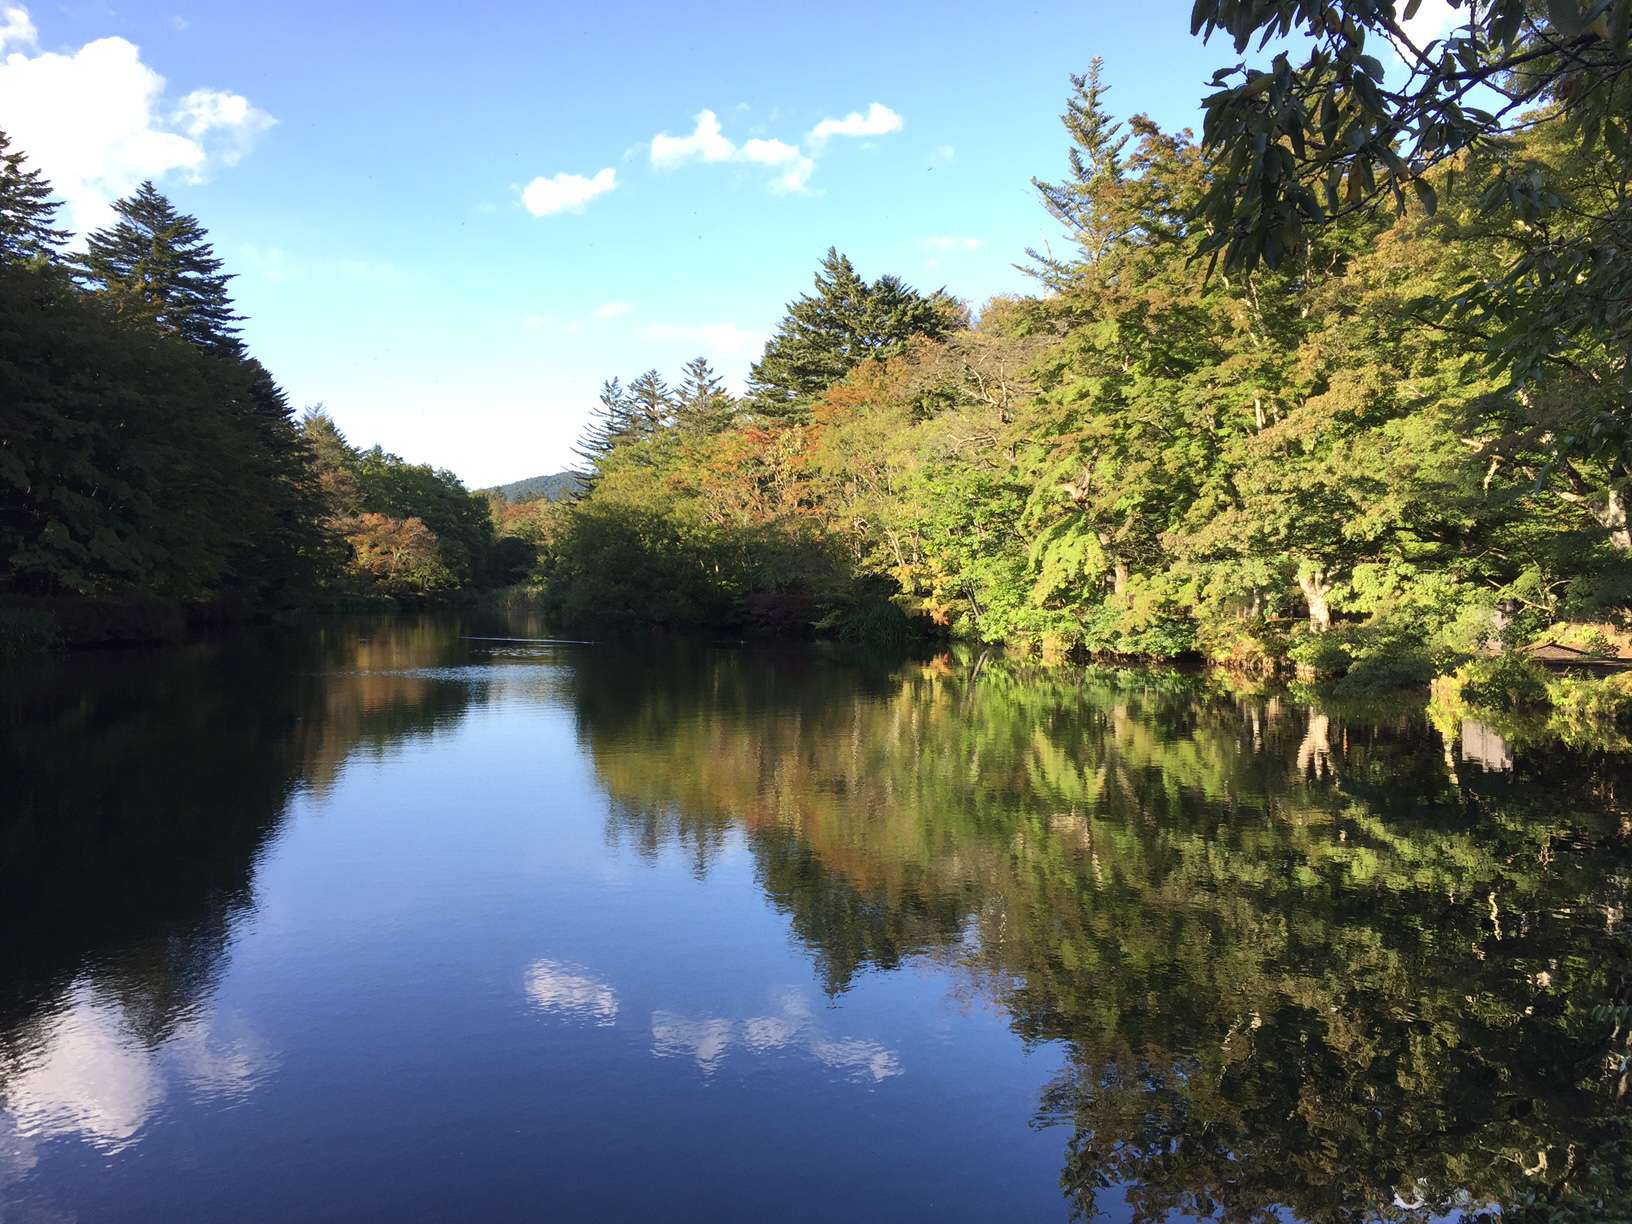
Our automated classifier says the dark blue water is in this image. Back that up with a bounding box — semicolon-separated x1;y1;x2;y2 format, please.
2;615;1628;1221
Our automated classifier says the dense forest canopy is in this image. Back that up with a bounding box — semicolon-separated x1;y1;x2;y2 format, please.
0;155;518;627
3;0;1630;704
482;471;583;505
529;10;1631;703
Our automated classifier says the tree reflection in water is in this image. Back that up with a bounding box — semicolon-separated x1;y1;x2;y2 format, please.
0;616;493;1166
1;625;1628;1220
573;644;1632;1222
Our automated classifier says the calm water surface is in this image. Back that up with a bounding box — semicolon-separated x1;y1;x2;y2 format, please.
2;613;1630;1222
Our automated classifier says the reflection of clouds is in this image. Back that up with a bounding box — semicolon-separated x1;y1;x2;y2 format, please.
810;1039;902;1082
3;986;163;1151
0;983;272;1154
0;1110;40;1200
742;1014;799;1051
651;988;902;1083
171;1013;274;1101
651;1012;735;1072
525;959;619;1025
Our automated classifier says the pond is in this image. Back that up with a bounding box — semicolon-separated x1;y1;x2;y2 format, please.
2;612;1629;1221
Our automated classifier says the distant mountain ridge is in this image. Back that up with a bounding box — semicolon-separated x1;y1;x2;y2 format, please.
484;470;583;503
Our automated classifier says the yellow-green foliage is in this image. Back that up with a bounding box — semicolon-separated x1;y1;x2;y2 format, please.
1547;672;1632;726
1432;655;1632;749
1546;621;1632;659
539;76;1631;667
1453;654;1551;711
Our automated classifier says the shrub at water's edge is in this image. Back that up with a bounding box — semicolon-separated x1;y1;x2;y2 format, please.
1429;654;1632;751
0;606;61;661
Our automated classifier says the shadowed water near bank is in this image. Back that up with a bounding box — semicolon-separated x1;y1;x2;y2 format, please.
2;613;1629;1221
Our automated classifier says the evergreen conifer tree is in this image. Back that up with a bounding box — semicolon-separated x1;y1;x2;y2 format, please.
1026;60;1129;286
572;378;635;486
227;361;328;601
0;129;68;265
300;406;362;514
676;356;735;435
77;181;243;356
747;247;958;415
623;369;676;438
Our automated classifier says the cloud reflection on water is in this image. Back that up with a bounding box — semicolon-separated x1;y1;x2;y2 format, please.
652;987;902;1082
524;959;620;1025
0;982;272;1156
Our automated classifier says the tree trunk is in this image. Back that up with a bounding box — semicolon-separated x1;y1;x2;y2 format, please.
1095;531;1130;599
1296;712;1334;779
1598;488;1632;553
1297;570;1332;633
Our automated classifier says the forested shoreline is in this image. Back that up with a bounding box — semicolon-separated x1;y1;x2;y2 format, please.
522;24;1632;712
5;1;1632;722
0;142;526;652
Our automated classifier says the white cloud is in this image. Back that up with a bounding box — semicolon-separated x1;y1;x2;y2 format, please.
770;159;815;193
169;1013;274;1102
808;102;902;145
1394;0;1461;52
929;144;956;165
923;235;982;252
650;108;736;168
0;11;274;234
646;101;901;195
811;1038;903;1083
739;136;800;166
641;320;763;357
741;138;814;192
1;987;162;1150
0;4;35;50
174;87;273;164
649;110;817;191
171;15;190;32
592;300;633;319
520;166;616;216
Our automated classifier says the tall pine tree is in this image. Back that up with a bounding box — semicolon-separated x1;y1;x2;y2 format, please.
623;369;675;437
77;181;244;357
572;378;635;486
676;356;734;435
1025;60;1129;286
747;248;959;415
0;129;68;265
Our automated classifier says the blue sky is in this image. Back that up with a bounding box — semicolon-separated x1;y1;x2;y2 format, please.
0;0;1455;486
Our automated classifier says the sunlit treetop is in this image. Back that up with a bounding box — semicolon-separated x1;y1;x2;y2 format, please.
1191;0;1632;263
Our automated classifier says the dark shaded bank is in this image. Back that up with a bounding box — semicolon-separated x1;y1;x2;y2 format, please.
0;587;525;656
